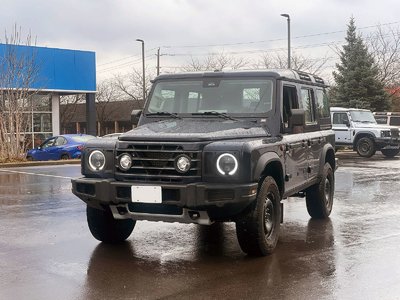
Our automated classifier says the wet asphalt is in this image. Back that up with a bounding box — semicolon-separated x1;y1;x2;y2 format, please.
1;152;400;300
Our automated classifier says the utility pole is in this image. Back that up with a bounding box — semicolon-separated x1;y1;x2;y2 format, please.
136;39;146;101
280;14;291;69
157;47;160;76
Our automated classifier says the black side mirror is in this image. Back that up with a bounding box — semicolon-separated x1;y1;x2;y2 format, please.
131;109;142;126
290;109;306;127
344;120;350;127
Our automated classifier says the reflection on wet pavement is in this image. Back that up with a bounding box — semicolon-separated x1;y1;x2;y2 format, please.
1;157;400;299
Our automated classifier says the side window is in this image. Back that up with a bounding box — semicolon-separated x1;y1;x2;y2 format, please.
315;89;330;118
54;137;67;146
42;138;56;148
332;113;349;127
375;116;388;124
389;116;400;126
282;85;299;129
300;88;316;124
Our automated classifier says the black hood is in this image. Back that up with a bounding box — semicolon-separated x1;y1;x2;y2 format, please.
119;119;269;142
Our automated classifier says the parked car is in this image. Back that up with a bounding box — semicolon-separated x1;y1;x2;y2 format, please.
331;107;400;157
374;112;400;127
26;134;95;161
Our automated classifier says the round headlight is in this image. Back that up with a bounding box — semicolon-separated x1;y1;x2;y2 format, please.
119;154;132;170
216;153;238;175
88;150;106;171
175;155;191;173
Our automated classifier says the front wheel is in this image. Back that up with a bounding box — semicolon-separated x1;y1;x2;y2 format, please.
236;176;281;256
381;148;400;158
306;163;334;219
356;137;376;157
87;205;135;243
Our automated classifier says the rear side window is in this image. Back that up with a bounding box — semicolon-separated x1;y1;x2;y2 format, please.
389;116;400;126
300;88;316;124
315;89;330;118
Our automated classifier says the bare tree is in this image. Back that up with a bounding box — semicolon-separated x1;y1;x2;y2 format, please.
95;79;123;135
0;25;39;162
182;51;248;72
114;67;153;101
59;94;85;133
257;52;330;75
368;25;400;87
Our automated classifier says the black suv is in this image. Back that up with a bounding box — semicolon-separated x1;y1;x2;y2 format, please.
72;69;336;256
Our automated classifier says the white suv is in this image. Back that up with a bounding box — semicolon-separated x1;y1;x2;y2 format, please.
330;107;400;157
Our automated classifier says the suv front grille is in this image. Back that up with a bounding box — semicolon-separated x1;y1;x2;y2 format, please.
391;128;399;138
115;144;201;183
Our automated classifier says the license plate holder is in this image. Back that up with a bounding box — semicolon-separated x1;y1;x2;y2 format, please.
131;186;162;203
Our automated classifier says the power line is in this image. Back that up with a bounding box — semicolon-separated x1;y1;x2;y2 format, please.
161;21;400;49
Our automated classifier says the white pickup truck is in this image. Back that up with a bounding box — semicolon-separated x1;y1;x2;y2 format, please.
330;107;400;157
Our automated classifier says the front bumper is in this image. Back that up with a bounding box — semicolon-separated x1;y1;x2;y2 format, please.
72;178;258;222
375;137;400;150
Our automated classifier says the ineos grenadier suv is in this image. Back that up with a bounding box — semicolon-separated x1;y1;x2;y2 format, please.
72;69;337;256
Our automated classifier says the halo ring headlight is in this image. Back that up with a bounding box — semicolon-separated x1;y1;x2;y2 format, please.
216;153;238;175
88;150;106;171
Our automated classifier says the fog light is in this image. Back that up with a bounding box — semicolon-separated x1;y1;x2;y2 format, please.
119;154;132;170
175;155;191;173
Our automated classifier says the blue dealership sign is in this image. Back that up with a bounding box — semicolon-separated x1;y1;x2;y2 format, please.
0;43;96;93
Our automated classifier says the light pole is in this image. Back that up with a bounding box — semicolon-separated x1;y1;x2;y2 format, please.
136;39;146;101
280;14;291;69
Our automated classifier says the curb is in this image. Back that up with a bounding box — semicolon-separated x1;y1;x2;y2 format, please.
0;159;81;169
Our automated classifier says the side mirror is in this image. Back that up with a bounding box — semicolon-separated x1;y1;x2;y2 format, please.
37;146;42;150
290;109;306;127
131;109;142;126
344;120;350;127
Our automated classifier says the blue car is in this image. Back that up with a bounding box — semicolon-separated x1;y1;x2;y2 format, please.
26;134;95;161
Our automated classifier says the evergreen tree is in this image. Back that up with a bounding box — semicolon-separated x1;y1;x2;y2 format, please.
332;18;390;111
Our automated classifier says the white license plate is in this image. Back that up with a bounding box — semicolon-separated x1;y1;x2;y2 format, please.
131;186;162;203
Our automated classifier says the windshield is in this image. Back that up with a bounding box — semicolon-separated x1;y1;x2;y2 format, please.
350;111;377;124
146;78;273;115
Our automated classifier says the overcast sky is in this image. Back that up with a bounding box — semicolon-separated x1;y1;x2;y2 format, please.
1;0;400;81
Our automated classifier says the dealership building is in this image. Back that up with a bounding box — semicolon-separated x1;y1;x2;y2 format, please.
0;43;96;147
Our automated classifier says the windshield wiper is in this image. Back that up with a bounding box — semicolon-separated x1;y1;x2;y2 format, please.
191;111;239;121
146;111;181;119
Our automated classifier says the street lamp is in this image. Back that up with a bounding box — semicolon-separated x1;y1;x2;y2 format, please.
136;39;146;101
280;14;291;69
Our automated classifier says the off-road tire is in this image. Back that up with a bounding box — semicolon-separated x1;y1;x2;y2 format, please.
356;137;376;158
381;148;400;158
236;176;281;256
306;163;334;219
87;205;135;243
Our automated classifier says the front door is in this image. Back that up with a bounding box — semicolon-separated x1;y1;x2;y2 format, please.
332;112;351;145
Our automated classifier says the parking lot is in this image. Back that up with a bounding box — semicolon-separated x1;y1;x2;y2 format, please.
1;152;400;299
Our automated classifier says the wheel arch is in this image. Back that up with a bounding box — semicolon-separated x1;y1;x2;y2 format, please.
253;152;284;198
353;132;376;150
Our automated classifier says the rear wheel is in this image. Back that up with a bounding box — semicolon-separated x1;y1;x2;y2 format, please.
356;137;376;157
306;163;334;219
381;148;400;158
87;205;135;243
236;176;281;256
